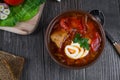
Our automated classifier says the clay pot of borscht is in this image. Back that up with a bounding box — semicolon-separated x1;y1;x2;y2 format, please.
45;10;105;68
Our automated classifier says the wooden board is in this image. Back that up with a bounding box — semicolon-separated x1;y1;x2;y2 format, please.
0;0;120;80
0;3;45;35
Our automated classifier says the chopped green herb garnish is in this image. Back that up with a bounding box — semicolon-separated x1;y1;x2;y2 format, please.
73;33;89;50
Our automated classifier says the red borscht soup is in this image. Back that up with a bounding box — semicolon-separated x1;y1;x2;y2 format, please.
46;11;105;68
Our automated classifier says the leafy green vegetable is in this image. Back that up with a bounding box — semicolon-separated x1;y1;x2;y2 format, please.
73;33;90;50
0;0;45;27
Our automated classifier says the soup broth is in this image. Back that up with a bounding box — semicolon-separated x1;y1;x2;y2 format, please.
49;11;103;67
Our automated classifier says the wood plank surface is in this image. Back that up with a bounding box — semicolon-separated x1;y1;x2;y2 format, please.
82;0;120;80
0;0;120;80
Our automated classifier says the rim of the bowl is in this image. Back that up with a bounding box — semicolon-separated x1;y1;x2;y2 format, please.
45;10;106;69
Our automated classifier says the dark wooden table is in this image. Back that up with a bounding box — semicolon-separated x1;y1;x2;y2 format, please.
0;0;120;80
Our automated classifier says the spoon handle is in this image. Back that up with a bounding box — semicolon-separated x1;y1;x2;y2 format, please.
56;0;61;2
113;42;120;55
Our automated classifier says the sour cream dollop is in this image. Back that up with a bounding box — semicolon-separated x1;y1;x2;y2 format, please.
65;42;89;59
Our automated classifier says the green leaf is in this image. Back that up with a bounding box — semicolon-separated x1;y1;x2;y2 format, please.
73;33;81;43
0;0;46;27
73;33;90;50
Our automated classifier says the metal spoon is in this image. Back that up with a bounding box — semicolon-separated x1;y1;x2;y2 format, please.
56;0;61;2
90;10;120;55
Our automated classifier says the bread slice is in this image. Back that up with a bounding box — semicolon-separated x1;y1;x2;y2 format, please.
0;51;24;80
0;59;15;80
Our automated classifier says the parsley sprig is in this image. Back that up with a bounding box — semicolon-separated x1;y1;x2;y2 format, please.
73;33;90;50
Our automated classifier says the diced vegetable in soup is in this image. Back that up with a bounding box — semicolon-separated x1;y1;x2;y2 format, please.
50;12;102;67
